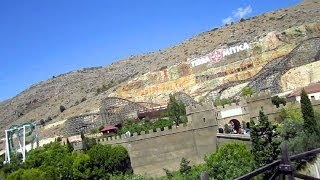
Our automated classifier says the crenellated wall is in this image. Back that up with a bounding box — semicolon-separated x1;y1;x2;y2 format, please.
98;105;218;177
188;90;320;129
94;91;320;177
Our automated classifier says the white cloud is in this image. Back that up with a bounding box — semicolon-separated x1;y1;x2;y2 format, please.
222;17;233;25
233;5;252;19
221;5;253;24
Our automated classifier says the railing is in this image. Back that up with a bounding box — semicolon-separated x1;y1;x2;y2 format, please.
200;142;320;180
236;143;320;180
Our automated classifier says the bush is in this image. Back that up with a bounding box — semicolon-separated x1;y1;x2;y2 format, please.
7;168;49;180
60;105;66;112
81;97;87;102
179;158;191;175
90;128;99;134
87;144;132;178
241;87;254;96
214;98;232;106
287;131;320;155
271;96;286;108
39;119;45;126
205;142;254;179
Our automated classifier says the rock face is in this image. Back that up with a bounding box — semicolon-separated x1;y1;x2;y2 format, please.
0;0;319;138
111;23;320;104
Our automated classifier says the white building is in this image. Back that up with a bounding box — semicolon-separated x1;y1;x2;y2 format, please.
287;82;320;102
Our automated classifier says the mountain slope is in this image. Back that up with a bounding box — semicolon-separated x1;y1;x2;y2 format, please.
0;0;319;139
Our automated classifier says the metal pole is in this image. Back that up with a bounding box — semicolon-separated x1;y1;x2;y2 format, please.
22;125;26;162
5;130;10;163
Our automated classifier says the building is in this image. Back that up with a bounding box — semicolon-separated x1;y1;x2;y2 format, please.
62;134;84;152
287;82;320;102
100;125;118;135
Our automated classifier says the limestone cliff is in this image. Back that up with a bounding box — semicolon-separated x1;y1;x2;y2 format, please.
110;23;320;104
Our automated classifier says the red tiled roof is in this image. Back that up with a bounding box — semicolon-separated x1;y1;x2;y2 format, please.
100;125;118;132
288;82;320;97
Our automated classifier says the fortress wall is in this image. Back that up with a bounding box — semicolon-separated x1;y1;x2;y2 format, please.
95;92;320;177
98;116;218;177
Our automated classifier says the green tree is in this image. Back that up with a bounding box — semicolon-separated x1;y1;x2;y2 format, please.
71;153;91;179
250;111;281;170
24;142;73;179
87;144;132;178
277;106;303;140
7;168;49;180
205;142;255;180
179;157;191;175
241;87;254;96
300;89;317;133
66;138;74;153
271;96;287;108
2;153;22;175
165;94;186;126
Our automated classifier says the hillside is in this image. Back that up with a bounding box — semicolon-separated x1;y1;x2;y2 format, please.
0;0;319;140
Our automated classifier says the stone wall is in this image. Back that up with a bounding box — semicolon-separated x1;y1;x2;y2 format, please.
187;90;320;129
98;106;218;177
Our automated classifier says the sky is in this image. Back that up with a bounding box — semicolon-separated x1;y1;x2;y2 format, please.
0;0;301;102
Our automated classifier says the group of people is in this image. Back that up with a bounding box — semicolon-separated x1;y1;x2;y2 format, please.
220;121;250;135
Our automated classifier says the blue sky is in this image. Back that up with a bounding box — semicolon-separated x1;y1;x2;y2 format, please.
0;0;300;102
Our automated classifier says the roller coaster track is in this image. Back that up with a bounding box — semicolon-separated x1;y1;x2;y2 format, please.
205;37;320;99
100;97;155;126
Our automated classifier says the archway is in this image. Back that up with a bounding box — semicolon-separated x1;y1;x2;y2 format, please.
229;119;241;134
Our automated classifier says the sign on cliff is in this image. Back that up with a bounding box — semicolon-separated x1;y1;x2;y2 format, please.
191;42;250;67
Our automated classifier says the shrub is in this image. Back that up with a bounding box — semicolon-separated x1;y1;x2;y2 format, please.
179;157;191;175
205;142;254;179
81;97;87;102
60;105;66;112
241;87;254;96
271;96;286;108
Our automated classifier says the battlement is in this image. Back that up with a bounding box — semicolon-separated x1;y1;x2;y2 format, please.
186;103;214;115
97;118;216;144
215;102;245;111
